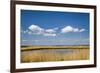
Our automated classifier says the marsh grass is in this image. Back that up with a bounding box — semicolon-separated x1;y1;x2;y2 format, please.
21;45;89;51
21;46;89;63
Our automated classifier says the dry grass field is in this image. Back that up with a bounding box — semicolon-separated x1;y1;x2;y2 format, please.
21;45;89;63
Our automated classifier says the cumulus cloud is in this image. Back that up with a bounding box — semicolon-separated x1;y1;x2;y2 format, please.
61;26;85;33
26;24;57;36
28;24;44;34
28;24;43;31
45;29;56;33
22;24;85;36
79;29;85;32
73;28;79;32
61;26;73;33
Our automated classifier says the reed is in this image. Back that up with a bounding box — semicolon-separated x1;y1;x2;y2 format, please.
21;48;89;63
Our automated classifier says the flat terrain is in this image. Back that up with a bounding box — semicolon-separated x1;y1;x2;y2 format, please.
21;45;89;51
21;45;89;63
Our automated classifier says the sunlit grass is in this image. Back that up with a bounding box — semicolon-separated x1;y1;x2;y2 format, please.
21;46;89;63
21;45;89;51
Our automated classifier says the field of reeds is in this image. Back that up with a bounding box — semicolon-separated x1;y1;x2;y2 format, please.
21;45;89;63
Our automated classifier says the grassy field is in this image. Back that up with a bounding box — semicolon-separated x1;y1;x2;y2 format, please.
21;45;89;51
21;45;89;63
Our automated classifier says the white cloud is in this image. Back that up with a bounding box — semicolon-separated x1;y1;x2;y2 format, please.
27;24;57;36
22;24;85;36
79;29;85;32
61;26;85;33
43;29;57;36
61;26;73;33
28;24;44;34
45;29;56;33
28;24;42;31
73;28;79;32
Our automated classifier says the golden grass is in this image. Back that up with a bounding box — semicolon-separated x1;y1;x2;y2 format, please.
21;46;89;63
21;45;89;51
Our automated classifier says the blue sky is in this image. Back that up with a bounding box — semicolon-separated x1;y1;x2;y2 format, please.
21;10;89;46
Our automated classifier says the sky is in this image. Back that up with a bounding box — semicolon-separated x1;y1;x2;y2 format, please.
21;10;90;46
